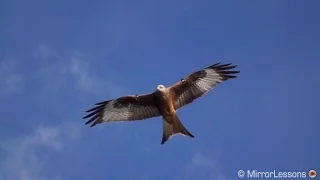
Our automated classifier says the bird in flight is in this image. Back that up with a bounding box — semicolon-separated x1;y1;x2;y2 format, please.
83;62;240;144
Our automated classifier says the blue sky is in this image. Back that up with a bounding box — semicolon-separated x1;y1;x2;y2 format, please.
1;0;319;180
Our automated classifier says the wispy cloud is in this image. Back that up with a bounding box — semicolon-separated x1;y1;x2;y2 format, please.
0;59;23;97
1;44;129;97
0;123;80;180
34;44;57;60
184;152;226;180
34;44;130;96
67;52;130;96
0;43;127;180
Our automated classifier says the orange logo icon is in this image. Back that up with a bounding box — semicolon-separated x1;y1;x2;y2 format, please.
309;169;317;178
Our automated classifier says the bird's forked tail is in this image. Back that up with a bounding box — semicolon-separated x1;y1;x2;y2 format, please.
161;114;194;144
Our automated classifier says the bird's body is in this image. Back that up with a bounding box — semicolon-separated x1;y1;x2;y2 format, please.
83;62;240;144
154;85;174;116
154;85;194;143
154;85;171;114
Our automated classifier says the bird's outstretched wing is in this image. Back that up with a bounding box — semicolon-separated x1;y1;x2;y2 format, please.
168;63;240;110
83;93;162;127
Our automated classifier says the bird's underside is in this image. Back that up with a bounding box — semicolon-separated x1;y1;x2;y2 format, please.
83;62;240;144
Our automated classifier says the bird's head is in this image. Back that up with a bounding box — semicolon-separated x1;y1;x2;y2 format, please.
156;84;166;92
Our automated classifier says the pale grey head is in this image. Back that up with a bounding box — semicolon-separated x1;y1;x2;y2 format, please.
156;84;166;92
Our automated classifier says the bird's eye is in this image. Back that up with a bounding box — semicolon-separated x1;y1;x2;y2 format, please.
181;79;186;83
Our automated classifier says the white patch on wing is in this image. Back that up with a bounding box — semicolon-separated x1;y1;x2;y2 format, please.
101;100;161;122
175;68;226;109
195;68;225;92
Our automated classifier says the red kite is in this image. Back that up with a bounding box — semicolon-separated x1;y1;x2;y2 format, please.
83;63;239;144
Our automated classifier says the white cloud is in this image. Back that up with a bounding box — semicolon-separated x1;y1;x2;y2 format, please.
0;123;81;180
184;152;226;180
0;44;130;180
62;51;130;96
36;126;63;150
34;44;56;60
33;44;130;97
1;44;130;97
0;59;23;97
61;52;97;92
